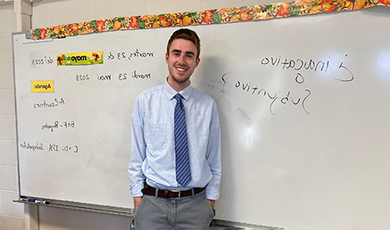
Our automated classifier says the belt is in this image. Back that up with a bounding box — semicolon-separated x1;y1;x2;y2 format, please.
142;184;205;199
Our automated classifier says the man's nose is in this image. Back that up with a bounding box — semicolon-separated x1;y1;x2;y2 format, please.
178;54;185;64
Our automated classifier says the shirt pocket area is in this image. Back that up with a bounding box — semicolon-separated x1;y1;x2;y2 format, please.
145;123;167;151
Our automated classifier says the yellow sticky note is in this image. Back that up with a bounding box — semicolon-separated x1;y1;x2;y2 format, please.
31;81;54;93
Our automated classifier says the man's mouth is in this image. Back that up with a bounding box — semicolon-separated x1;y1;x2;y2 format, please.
175;66;187;72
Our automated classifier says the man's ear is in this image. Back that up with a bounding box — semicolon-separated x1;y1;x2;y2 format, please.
195;57;200;68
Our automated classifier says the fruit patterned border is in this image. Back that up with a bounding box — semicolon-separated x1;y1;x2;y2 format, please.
32;0;389;40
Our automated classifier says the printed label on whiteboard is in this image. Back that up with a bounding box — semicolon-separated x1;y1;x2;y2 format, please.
31;81;54;93
57;51;103;66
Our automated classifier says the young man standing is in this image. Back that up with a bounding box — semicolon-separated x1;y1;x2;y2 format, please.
128;28;222;229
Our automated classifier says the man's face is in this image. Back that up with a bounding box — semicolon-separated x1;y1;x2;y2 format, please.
166;38;200;91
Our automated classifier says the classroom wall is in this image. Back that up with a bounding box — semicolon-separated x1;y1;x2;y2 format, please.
1;0;272;229
0;3;25;230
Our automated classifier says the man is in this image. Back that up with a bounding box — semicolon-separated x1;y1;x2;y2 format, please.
128;28;222;229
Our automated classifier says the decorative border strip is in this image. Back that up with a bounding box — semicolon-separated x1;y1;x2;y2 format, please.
32;0;389;40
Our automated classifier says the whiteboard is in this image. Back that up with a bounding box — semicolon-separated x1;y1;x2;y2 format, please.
14;6;390;230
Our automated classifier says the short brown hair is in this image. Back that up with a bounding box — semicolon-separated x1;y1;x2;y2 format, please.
166;28;201;59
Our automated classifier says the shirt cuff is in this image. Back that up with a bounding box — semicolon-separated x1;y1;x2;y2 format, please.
205;185;220;200
130;181;145;197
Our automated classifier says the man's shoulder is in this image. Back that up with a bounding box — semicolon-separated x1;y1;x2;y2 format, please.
136;84;164;99
191;87;215;104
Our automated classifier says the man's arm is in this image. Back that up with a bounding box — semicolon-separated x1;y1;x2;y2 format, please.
128;96;146;207
205;101;222;201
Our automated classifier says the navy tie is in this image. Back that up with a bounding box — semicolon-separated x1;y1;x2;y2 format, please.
174;93;191;187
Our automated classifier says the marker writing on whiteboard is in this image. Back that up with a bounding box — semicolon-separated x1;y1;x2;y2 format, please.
234;79;311;115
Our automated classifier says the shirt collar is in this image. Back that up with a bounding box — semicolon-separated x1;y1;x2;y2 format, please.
164;78;193;101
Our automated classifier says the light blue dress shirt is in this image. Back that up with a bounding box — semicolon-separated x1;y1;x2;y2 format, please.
128;80;221;200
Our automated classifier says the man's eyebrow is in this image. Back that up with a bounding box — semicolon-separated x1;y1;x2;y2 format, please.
185;51;195;56
171;49;195;56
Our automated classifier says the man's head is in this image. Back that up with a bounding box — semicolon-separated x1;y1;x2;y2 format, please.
166;29;201;92
167;29;200;59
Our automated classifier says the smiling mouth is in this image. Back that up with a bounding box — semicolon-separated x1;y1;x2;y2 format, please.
175;66;188;72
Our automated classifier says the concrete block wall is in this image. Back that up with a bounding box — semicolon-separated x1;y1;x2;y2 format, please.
0;3;25;230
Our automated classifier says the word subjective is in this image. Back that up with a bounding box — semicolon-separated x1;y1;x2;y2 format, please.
227;54;354;115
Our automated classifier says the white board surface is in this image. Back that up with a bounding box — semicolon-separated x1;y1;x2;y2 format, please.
14;6;390;230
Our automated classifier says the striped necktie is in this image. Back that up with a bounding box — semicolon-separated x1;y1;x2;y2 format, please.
174;93;191;187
